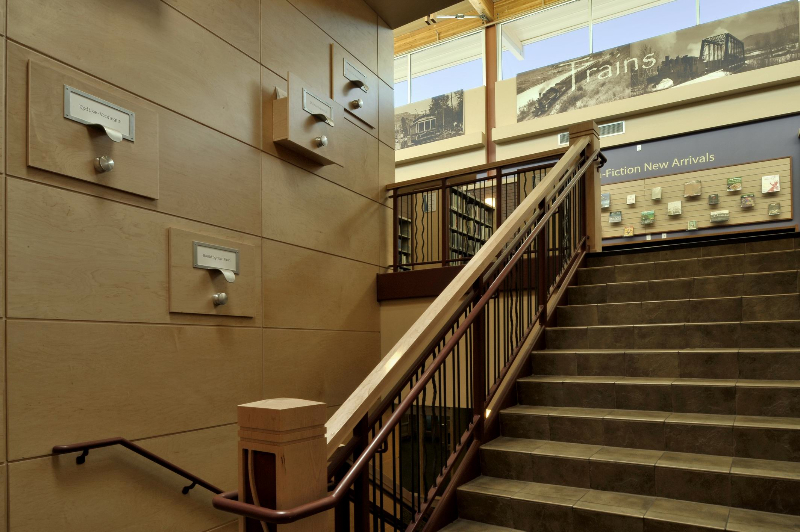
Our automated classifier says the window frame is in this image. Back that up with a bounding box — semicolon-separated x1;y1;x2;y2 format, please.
394;29;486;107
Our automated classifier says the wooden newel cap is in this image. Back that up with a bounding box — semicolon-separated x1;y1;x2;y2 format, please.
568;120;599;139
238;398;327;432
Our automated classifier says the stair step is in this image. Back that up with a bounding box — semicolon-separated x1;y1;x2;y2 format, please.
530;349;800;380
567;271;799;305
439;519;523;532
499;405;800;461
517;376;800;418
557;294;800;326
458;476;800;531
575;250;799;286
477;437;800;515
545;321;800;350
585;238;796;268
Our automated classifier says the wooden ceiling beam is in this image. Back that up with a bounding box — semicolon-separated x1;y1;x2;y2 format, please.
393;0;572;57
467;0;494;22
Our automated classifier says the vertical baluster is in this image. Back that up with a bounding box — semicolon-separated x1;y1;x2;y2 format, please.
472;279;486;442
353;414;370;532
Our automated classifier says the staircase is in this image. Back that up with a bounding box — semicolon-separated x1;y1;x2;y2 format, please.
446;236;800;531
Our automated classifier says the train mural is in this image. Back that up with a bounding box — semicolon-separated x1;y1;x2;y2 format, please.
516;1;799;122
394;89;465;150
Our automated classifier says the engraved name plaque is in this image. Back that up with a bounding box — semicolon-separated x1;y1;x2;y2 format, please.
302;88;334;126
193;241;239;274
64;85;135;141
343;59;369;93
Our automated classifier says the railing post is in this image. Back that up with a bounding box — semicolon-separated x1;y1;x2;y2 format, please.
537;204;548;326
568;121;602;253
441;181;448;266
393;193;399;272
494;172;503;229
471;279;486;442
237;399;329;532
351;414;370;532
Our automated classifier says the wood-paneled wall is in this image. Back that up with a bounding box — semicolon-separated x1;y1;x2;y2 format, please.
0;0;394;529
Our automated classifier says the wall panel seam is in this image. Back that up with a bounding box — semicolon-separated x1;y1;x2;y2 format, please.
5;173;263;239
7;422;239;465
263;151;386;207
5;317;263;330
202;520;238;532
6;39;263;151
159;0;260;63
261;326;380;334
261;236;383;269
268;0;380;81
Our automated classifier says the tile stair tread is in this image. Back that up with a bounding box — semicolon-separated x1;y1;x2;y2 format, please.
530;348;800;353
503;405;762;427
459;476;800;530
517;375;800;388
439;519;524;532
481;436;800;479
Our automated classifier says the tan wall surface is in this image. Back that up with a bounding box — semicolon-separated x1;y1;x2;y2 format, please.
1;0;393;529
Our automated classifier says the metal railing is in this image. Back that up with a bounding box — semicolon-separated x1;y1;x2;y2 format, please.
211;139;604;530
52;437;224;495
50;138;603;532
390;154;562;271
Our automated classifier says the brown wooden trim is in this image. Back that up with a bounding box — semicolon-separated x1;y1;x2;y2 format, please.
386;147;568;191
377;266;464;301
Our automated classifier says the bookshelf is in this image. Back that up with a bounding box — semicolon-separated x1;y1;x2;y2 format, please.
449;188;494;262
398;216;411;271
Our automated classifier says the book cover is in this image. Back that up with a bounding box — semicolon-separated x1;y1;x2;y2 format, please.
626;194;636;205
600;193;611;209
641;210;655;225
683;180;702;197
741;194;755;208
768;202;781;216
623;226;634;237
708;194;719;205
667;201;682;215
727;177;742;192
710;210;730;223
687;220;698;230
609;211;622;223
762;175;780;193
652;187;662;200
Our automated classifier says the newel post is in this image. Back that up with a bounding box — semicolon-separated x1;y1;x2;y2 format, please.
237;399;330;532
568;120;602;253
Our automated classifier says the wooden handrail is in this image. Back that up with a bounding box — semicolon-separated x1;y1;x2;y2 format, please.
213;134;602;526
325;135;591;456
52;437;224;495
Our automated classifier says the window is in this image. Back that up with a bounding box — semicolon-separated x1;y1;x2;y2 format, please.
500;0;590;80
501;27;590;80
394;56;409;106
394;32;484;107
593;0;697;52
700;0;789;23
409;32;484;103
